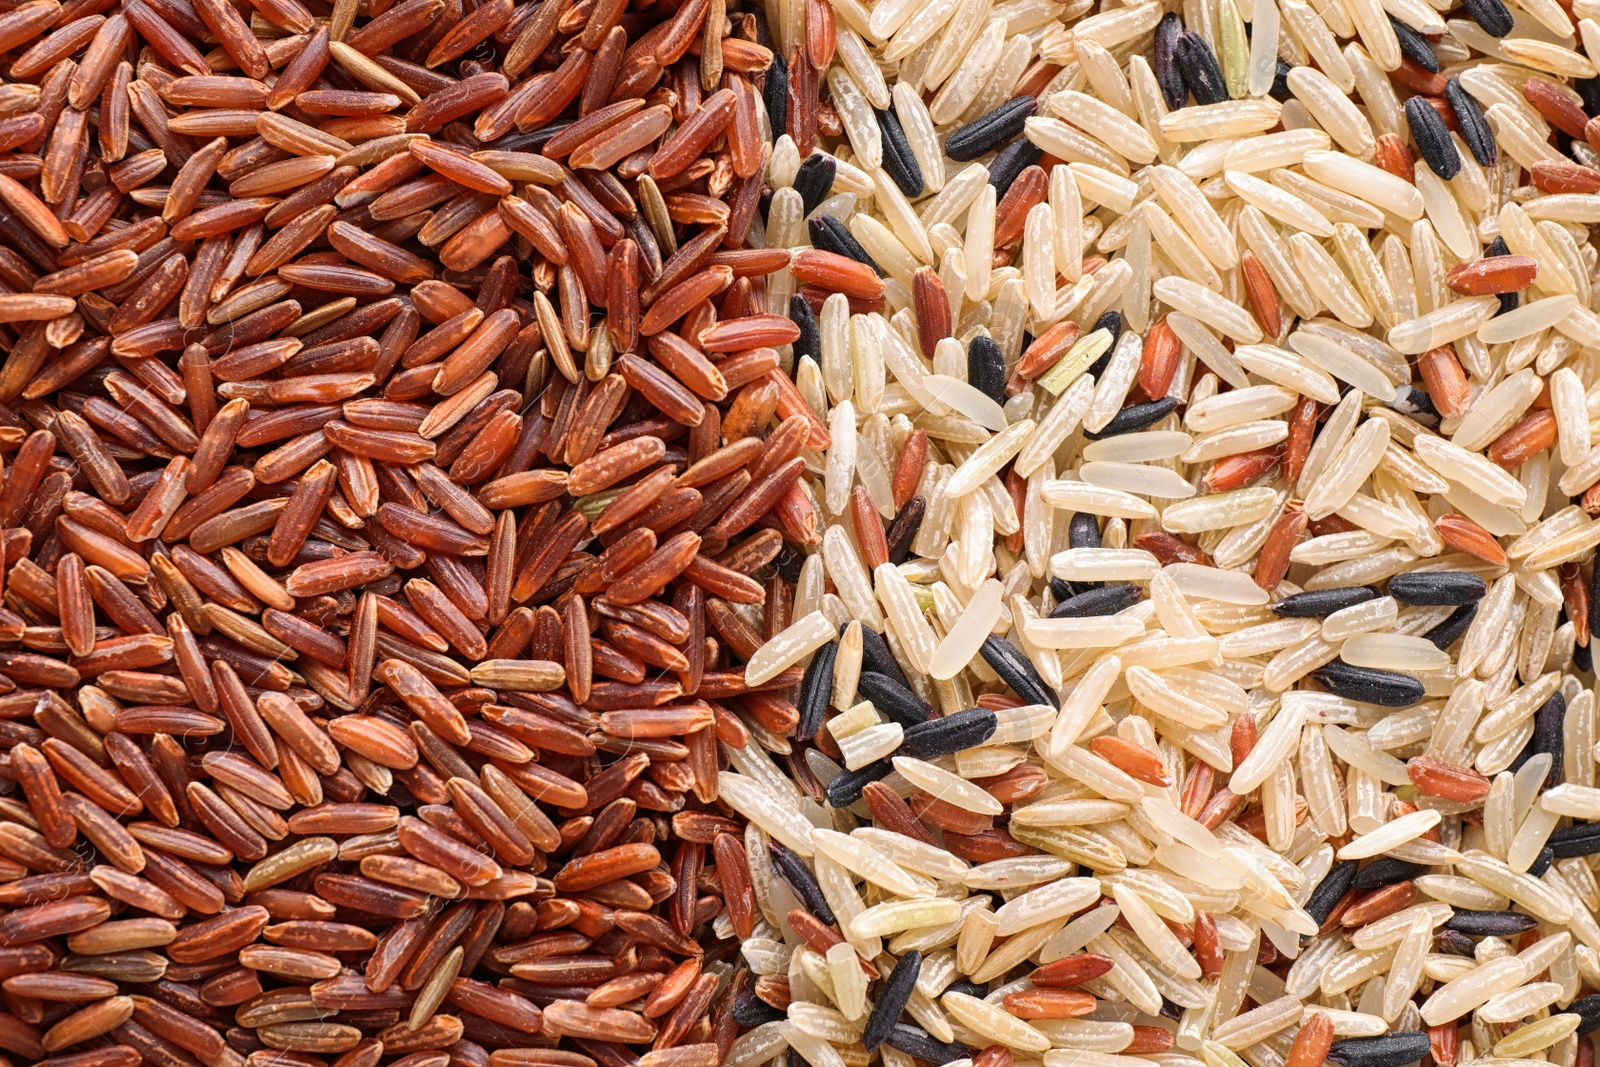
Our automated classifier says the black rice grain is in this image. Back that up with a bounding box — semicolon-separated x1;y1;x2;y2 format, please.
969;335;1006;404
860;626;912;689
1484;234;1520;315
769;841;835;925
1447;75;1498;165
792;152;836;217
1444;910;1540;936
1528;846;1555;878
1269;60;1293;100
764;51;788;142
1060;513;1105;597
1083;397;1180;440
1050;584;1144;618
1550;820;1600;857
825;759;893;807
1311;661;1427;707
734;989;786;1026
1327;1033;1432;1067
1388;384;1440;422
775;543;804;583
1353;858;1425;890
1174;32;1228;105
886;1025;971;1065
1086;311;1124;377
1069;511;1103;549
795;640;836;742
1388;571;1486;606
885;497;926;565
1305;861;1359;926
809;215;884;276
1153;13;1186;109
1423;603;1477;650
988;138;1043;197
1571;994;1600;1034
1579;77;1600;117
1389;15;1438;70
901;709;999;759
945;97;1037;162
1404;96;1460;180
981;635;1057;708
857;670;935;727
1272;586;1379;618
863;952;921;1052
877;106;924;198
789;293;820;364
1462;0;1513;36
1513;691;1566;790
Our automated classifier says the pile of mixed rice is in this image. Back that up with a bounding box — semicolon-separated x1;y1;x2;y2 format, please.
724;0;1600;1064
